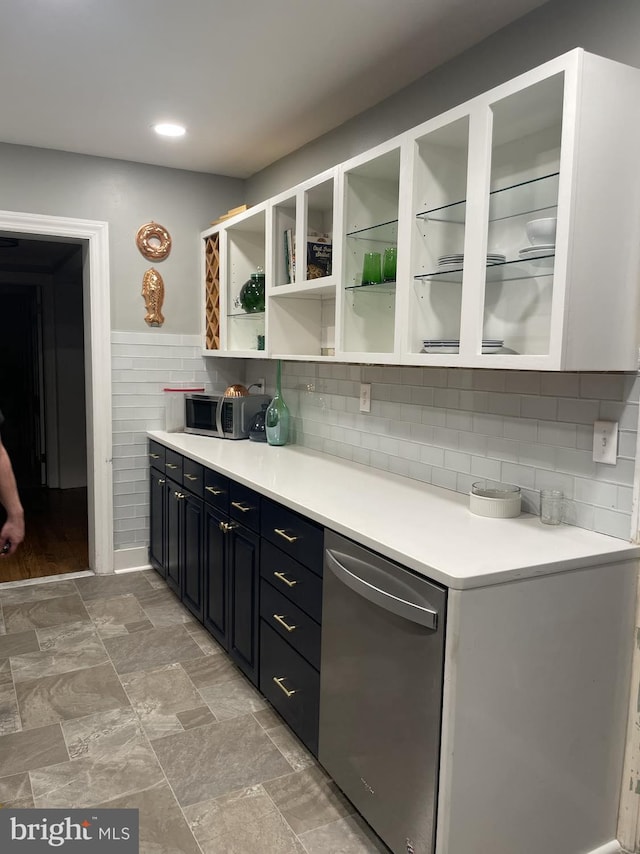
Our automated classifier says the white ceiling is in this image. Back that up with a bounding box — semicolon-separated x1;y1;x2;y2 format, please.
1;0;549;178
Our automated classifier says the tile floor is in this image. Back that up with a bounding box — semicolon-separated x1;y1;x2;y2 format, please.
0;570;389;853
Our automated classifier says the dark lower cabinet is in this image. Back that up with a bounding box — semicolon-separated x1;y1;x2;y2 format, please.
182;492;204;621
149;466;166;577
260;622;320;756
203;504;228;647
202;503;260;685
227;522;260;684
165;479;182;596
149;440;322;753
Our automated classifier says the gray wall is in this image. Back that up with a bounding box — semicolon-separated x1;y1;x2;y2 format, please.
247;0;640;203
0;143;244;333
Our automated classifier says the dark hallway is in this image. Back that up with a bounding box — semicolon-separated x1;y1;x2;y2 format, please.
0;237;88;582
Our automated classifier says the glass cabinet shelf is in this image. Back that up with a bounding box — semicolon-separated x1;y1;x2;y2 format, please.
415;254;555;284
227;309;266;319
346;219;398;243
345;280;396;294
416;172;560;225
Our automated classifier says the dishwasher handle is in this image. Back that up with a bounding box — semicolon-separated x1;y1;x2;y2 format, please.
326;549;439;630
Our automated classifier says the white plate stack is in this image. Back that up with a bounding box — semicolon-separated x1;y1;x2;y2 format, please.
437;253;505;271
422;339;504;354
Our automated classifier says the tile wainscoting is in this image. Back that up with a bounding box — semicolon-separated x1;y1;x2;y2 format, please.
111;332;245;563
111;334;640;567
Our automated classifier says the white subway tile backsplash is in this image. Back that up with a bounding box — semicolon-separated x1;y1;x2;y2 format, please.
580;373;626;401
112;341;639;550
539;373;580;397
521;395;558;420
537;421;577;448
557;398;600;424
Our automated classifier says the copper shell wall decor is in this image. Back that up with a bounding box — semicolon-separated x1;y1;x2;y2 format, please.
136;221;172;261
142;267;165;327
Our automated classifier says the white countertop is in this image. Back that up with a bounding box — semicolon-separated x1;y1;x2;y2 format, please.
148;431;640;590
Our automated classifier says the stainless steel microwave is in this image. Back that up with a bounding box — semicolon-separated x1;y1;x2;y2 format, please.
184;393;270;440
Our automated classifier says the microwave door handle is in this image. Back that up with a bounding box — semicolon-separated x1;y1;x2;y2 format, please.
325;549;439;631
215;395;224;437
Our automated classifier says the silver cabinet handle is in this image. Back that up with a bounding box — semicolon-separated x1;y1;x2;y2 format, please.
273;676;296;698
205;486;223;495
174;491;185;500
149;453;160;459
231;501;252;512
158;478;166;485
274;528;298;543
273;614;296;632
166;463;178;470
185;474;198;481
273;571;297;588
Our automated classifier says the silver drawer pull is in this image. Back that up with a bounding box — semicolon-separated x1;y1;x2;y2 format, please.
274;528;298;544
273;614;297;633
158;478;166;485
185;474;198;481
231;501;252;512
273;676;296;698
205;486;223;495
273;571;297;588
219;521;238;533
174;491;185;500
166;463;178;470
149;453;160;459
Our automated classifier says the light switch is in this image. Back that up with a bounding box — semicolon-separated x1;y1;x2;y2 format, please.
592;420;618;465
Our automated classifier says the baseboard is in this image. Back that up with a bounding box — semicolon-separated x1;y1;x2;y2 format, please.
587;841;621;854
113;546;151;572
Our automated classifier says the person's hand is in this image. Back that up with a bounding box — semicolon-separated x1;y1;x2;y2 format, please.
0;515;24;556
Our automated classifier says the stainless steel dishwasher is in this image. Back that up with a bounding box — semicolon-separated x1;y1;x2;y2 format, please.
319;530;447;854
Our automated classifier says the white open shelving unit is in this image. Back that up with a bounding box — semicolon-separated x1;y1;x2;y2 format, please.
201;48;640;371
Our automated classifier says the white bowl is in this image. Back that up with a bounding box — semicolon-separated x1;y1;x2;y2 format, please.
526;217;557;246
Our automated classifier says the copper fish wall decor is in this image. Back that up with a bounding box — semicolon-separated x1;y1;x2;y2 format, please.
136;221;172;261
142;267;165;327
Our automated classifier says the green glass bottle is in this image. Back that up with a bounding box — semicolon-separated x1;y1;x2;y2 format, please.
266;360;290;446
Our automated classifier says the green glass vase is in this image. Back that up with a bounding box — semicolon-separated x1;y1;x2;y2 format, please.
266;360;290;446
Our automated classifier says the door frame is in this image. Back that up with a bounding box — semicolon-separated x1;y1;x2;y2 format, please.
0;210;113;575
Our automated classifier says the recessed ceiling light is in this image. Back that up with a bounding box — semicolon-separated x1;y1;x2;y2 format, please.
153;123;186;138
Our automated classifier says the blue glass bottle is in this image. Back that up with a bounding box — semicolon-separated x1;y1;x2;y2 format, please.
266;360;290;446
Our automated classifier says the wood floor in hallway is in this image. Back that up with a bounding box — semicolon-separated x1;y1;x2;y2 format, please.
0;487;88;583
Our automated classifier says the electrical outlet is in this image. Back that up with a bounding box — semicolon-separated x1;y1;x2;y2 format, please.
359;383;371;413
592;420;618;465
251;377;266;393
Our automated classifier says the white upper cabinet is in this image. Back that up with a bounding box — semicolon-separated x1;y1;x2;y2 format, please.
203;49;640;370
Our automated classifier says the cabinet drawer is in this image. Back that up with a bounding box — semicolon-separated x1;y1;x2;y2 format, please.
230;481;261;533
164;449;183;480
260;540;322;623
261;499;324;576
148;440;165;469
260;622;319;756
183;458;204;497
204;469;230;512
260;580;320;670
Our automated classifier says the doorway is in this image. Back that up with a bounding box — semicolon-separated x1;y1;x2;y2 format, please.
0;210;113;578
0;242;90;582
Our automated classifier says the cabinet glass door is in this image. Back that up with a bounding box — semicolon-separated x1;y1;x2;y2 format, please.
410;116;470;356
225;210;266;354
342;148;400;355
481;73;564;357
